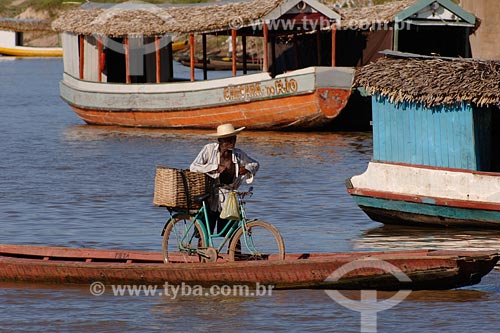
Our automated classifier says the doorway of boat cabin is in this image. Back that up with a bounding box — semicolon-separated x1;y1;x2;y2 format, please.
270;32;332;76
104;37;126;83
398;25;471;58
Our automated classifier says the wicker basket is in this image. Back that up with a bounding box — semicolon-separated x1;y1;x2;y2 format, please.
153;166;210;210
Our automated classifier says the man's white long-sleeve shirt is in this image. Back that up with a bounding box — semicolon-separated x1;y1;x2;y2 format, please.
190;143;259;212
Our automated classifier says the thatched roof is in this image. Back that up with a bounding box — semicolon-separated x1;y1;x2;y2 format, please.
0;18;53;32
52;0;414;36
337;0;416;30
52;0;283;37
51;0;478;37
354;52;500;108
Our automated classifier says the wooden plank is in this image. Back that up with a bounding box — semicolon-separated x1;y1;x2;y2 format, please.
97;38;103;82
124;37;130;84
231;29;237;76
331;25;336;67
155;37;161;83
189;34;195;82
263;23;268;72
79;35;84;79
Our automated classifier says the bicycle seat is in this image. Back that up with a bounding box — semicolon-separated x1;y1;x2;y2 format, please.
193;193;210;203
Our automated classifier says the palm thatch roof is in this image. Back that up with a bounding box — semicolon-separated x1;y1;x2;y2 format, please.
52;0;283;37
0;18;53;32
51;0;478;37
354;53;500;108
51;0;421;37
338;0;416;30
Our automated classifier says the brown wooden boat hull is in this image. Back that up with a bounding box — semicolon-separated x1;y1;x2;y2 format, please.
69;88;351;130
0;244;497;290
59;66;355;130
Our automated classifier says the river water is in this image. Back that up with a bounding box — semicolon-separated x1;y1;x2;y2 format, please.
0;58;499;332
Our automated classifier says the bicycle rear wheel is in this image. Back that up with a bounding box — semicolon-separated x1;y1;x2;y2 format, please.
228;220;285;261
162;214;206;263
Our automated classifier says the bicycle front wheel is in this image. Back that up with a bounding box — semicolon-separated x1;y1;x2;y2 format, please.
228;220;285;261
162;214;206;264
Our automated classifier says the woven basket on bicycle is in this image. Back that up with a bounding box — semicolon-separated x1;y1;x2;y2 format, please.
153;166;212;211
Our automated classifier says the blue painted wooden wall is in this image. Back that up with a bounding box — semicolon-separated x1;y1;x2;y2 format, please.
372;95;492;171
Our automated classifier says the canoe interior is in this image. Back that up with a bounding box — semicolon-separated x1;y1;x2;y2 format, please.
0;244;496;264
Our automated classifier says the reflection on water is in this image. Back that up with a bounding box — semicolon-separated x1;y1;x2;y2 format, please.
406;289;491;302
355;225;500;253
63;125;373;153
2;58;500;333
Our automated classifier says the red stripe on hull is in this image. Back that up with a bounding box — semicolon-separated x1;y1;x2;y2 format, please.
69;89;351;130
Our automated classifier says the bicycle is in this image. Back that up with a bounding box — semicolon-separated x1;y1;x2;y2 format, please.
161;187;285;263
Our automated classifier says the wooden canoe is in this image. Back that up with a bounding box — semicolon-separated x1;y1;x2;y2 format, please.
0;46;62;57
0;244;497;290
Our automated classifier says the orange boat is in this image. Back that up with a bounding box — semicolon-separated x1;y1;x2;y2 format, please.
0;244;497;290
60;67;353;130
52;0;354;130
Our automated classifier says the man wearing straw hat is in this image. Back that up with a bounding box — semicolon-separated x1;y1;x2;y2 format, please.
190;124;259;235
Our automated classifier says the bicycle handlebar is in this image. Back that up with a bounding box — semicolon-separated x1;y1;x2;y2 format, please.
236;186;253;199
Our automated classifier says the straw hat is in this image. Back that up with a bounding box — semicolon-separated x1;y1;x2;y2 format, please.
208;124;245;138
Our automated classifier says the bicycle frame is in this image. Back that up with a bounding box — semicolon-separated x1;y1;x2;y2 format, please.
163;189;254;255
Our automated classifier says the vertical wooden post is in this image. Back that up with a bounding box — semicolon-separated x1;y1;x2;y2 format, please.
155;36;161;83
331;24;336;67
231;29;237;77
263;23;269;72
464;27;470;58
393;21;399;51
79;35;84;79
97;37;103;82
271;35;276;75
202;34;207;80
316;31;321;66
242;35;247;75
124;37;131;83
293;34;299;69
189;34;195;82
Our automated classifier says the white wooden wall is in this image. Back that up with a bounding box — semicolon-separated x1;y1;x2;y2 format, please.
83;35;99;82
61;32;79;78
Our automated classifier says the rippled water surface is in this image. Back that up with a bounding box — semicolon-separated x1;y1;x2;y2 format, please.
0;59;499;332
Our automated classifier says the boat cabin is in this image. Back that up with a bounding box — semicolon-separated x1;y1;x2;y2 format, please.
355;52;500;172
52;0;341;84
51;0;478;84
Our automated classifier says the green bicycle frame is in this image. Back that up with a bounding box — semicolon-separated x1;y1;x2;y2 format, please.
165;190;258;256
